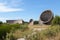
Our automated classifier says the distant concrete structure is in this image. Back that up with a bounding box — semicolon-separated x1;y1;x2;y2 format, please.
6;19;23;24
29;19;34;25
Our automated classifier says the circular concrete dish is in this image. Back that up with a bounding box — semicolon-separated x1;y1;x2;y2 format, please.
40;10;53;24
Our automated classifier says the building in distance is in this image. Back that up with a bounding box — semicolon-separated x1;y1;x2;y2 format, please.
6;19;23;24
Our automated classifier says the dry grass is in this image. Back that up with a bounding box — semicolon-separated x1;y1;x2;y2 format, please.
28;24;50;31
12;29;33;39
28;24;50;28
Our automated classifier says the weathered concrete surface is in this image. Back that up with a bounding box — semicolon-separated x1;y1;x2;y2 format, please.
39;10;53;24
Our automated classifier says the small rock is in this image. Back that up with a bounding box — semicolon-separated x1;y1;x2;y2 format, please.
17;38;25;40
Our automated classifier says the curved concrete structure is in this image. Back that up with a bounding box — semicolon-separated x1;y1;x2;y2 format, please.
39;10;54;24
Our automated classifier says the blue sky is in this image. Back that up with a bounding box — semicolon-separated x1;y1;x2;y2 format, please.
0;0;60;22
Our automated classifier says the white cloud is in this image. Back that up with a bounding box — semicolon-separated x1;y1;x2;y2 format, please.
0;18;8;22
0;3;23;12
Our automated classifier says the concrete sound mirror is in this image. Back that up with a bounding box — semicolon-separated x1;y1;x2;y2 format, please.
39;10;54;24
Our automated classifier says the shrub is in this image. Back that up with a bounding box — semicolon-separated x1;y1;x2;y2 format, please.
34;21;39;25
52;16;60;25
0;21;3;24
19;24;28;31
0;23;29;40
0;24;11;40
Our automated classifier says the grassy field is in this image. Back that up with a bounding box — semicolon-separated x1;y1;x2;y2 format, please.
0;23;60;40
0;15;60;40
26;25;60;40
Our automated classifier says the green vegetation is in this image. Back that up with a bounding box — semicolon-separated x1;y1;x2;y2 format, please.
52;16;60;25
0;24;11;40
25;15;60;40
0;15;60;40
0;23;29;40
34;21;39;25
25;25;60;40
0;21;3;24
